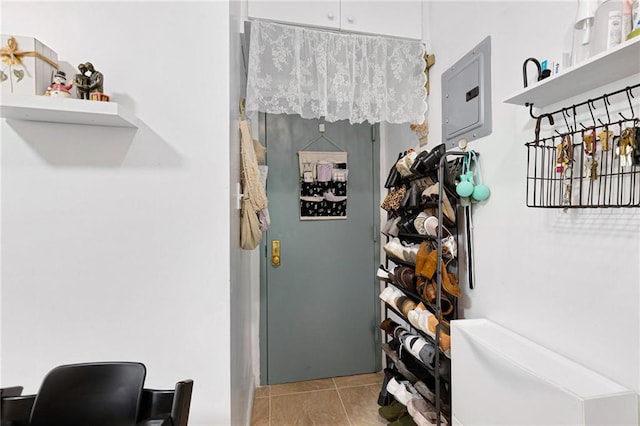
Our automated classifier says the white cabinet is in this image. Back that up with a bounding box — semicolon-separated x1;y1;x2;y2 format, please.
247;0;340;31
340;1;422;40
451;319;638;426
247;0;423;40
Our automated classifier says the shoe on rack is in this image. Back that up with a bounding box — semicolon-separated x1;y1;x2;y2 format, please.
416;247;439;280
377;265;394;282
400;334;422;357
394;266;417;293
427;316;451;352
420;280;454;316
413;211;429;235
382;216;402;237
384;237;405;260
407;301;427;328
380;318;401;335
422;182;456;226
441;267;461;298
403;243;420;264
387;378;420;406
424;218;457;260
406;336;428;361
385;238;419;263
407;398;447;426
407;306;432;335
378;368;396;407
417;343;436;369
397;296;418;317
379;400;408;422
380;286;404;310
388;412;419;426
441;234;457;259
394;326;412;341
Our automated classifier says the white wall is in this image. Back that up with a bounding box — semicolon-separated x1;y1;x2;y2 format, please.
229;0;258;424
1;2;232;424
423;0;640;395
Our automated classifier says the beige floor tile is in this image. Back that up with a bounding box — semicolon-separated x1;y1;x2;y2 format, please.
270;378;335;396
333;371;384;388
338;384;387;426
250;397;270;426
271;389;350;426
255;385;270;398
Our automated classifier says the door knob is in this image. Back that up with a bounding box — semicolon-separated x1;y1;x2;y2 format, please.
271;240;281;267
327;12;335;20
347;16;355;23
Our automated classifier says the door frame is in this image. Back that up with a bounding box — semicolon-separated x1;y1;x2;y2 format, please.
258;112;382;385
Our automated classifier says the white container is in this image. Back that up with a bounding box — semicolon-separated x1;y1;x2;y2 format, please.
607;11;624;48
0;35;58;96
622;0;633;37
591;0;624;55
572;0;598;65
451;319;639;426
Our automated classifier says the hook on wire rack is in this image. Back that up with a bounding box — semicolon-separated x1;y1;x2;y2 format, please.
534;112;554;143
527;102;543;120
561;108;573;133
587;99;597;128
597;95;612;126
619;86;636;120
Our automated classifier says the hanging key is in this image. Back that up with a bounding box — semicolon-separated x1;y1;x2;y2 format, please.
584;155;593;178
583;131;595;155
598;130;613;151
590;159;599;180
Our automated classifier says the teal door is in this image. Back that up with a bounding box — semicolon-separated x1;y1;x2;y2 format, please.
260;113;380;385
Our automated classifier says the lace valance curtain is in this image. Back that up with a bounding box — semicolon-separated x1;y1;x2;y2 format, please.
246;20;427;125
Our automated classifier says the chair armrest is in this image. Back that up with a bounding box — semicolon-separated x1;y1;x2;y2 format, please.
0;387;23;398
138;388;174;421
137;379;192;426
171;380;193;426
136;414;173;426
1;394;36;426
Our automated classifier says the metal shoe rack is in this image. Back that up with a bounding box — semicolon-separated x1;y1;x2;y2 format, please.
525;84;640;208
378;151;466;426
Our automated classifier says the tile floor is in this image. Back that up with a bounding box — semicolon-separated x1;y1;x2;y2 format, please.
251;372;387;426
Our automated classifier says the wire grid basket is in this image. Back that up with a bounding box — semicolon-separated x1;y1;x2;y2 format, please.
526;119;640;208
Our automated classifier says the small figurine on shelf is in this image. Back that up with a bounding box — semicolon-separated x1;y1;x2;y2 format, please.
85;62;108;101
45;70;73;98
74;63;90;99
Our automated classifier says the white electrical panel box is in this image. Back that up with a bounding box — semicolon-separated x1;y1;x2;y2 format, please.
442;36;492;149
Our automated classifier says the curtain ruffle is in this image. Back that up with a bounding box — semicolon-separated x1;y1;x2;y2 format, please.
246;20;427;125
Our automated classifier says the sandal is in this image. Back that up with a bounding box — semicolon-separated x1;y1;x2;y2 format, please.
394;266;417;294
419;279;454;316
427;315;451;352
421;182;456;226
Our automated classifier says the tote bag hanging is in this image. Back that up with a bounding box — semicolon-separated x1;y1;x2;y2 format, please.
241;196;262;250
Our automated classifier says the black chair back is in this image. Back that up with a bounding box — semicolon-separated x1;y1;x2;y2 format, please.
29;362;146;426
171;380;193;426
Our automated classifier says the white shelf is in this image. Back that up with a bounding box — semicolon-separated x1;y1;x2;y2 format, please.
0;94;138;128
504;36;640;108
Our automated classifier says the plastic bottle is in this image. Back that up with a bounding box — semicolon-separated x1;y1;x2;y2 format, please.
629;0;640;39
607;11;623;48
590;0;623;55
622;0;633;38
